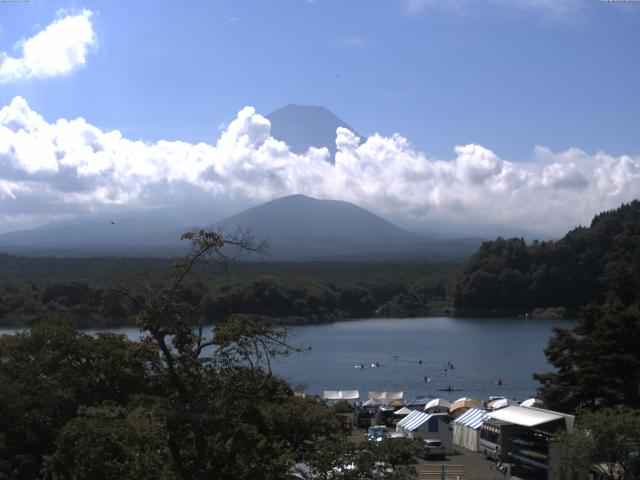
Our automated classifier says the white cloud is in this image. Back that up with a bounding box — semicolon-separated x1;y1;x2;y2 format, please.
0;96;639;237
0;9;96;83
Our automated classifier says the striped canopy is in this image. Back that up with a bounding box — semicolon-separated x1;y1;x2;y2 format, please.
396;410;432;432
453;408;489;430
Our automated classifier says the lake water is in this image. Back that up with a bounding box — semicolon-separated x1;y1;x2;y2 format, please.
0;317;571;403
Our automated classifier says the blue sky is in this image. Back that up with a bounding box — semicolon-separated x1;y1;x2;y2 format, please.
0;0;639;236
1;0;638;159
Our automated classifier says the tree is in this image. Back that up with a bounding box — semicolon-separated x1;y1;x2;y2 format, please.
123;229;345;480
534;254;640;412
0;319;158;479
560;406;640;480
299;437;422;480
43;404;171;480
0;229;423;479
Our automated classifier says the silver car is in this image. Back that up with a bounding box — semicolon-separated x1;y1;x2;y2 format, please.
423;439;446;459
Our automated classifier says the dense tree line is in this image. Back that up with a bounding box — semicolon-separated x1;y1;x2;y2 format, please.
453;200;640;315
0;259;453;328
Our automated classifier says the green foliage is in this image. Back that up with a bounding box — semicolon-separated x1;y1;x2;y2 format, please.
535;251;640;412
0;319;158;479
301;437;421;479
43;404;171;480
453;200;640;314
560;406;640;480
0;255;455;327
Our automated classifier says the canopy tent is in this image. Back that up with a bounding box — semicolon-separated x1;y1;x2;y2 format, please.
323;390;360;401
424;398;451;412
394;407;413;416
489;406;574;433
452;408;489;452
455;408;489;429
362;399;382;407
520;398;544;408
368;391;404;402
487;398;519;410
406;395;435;408
397;412;453;452
449;397;482;418
396;410;430;431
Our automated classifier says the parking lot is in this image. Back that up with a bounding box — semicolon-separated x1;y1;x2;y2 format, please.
350;427;518;480
417;449;514;480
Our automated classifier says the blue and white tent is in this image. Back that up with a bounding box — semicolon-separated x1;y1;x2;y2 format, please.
396;410;429;432
396;411;453;452
452;408;489;452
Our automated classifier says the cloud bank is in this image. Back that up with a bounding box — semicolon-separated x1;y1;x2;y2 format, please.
0;9;96;83
0;96;638;236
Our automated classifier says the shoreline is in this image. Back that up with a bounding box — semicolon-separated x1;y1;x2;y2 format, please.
0;313;577;332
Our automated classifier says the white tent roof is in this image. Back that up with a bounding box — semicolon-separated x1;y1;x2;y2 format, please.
487;398;518;410
489;406;574;433
394;407;413;416
323;390;360;401
520;398;544;408
424;398;451;410
368;391;403;401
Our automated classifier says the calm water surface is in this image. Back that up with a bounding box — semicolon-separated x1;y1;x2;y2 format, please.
1;317;571;403
274;317;573;402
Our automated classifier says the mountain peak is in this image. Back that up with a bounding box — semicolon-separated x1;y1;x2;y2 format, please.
267;105;364;163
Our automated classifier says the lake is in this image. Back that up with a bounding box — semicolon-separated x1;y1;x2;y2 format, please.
0;316;571;403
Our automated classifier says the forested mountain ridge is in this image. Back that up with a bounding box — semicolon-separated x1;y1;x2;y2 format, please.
453;200;640;315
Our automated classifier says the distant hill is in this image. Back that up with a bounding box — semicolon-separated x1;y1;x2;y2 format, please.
216;194;480;260
267;104;364;162
452;200;640;315
0;216;188;256
0;195;482;260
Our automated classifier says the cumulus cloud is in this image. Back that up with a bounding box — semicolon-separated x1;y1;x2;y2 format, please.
0;96;639;237
0;9;96;83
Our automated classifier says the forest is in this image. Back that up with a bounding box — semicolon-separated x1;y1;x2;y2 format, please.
1;201;639;328
0;256;454;328
453;200;640;316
